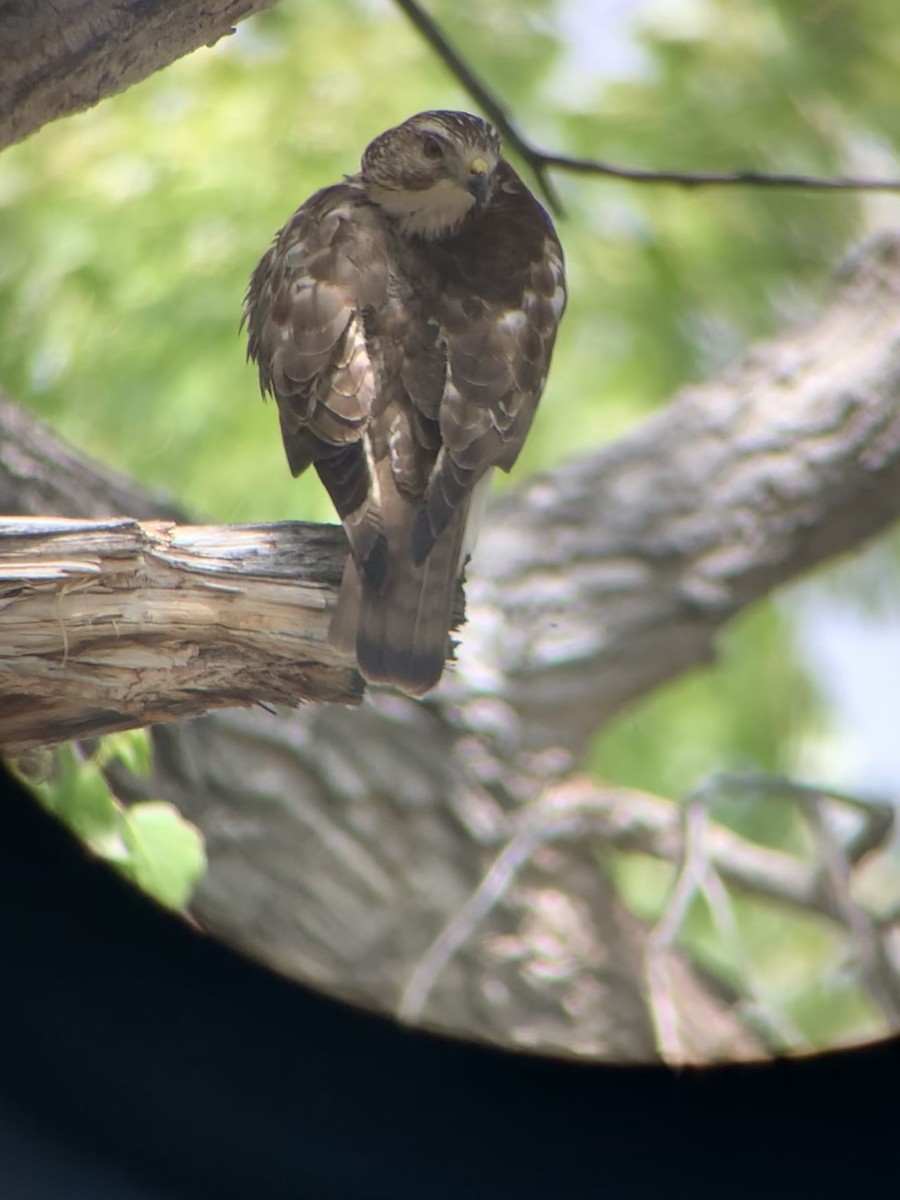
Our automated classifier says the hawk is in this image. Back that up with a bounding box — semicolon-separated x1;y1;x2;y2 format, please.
244;111;565;694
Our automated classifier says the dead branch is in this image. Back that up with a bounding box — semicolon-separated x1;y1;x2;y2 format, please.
0;516;361;754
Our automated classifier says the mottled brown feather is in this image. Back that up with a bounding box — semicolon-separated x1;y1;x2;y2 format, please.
244;112;565;693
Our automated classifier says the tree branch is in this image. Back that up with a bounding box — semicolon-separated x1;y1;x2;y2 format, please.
0;516;361;754
456;232;900;756
0;395;185;522
4;236;900;761
395;0;900;205
399;772;898;1028
0;0;271;152
535;153;900;193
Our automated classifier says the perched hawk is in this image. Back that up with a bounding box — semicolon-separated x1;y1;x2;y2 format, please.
244;111;565;694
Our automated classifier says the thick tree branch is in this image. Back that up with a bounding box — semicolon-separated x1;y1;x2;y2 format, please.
456;233;900;756
4;237;900;762
0;0;271;152
0;395;185;522
0;517;362;755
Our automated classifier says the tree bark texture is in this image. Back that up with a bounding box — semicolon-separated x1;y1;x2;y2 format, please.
0;517;361;755
0;0;271;153
453;234;900;758
3;237;899;1062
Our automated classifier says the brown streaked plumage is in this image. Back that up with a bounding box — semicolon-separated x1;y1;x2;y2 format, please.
244;111;566;694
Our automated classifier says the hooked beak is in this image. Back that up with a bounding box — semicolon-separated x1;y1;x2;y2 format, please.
467;157;491;206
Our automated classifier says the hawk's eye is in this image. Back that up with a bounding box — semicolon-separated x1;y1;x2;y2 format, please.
422;137;444;161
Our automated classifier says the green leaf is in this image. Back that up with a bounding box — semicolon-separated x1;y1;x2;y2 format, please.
93;728;153;777
23;740;206;909
32;744;124;856
120;802;208;911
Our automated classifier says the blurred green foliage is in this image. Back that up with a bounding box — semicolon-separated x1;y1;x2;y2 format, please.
20;732;207;910
2;0;899;1048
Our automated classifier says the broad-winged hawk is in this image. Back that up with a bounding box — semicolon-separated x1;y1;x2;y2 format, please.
244;111;565;694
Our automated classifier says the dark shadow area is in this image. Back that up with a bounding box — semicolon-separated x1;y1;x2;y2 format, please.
0;756;895;1199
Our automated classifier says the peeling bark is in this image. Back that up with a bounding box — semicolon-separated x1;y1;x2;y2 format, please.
0;517;361;754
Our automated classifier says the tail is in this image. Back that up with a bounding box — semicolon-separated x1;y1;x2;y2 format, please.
329;501;469;696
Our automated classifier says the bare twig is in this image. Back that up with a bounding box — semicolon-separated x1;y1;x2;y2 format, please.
398;784;617;1021
643;801;711;1061
646;802;710;954
693;773;900;1026
399;771;899;1041
536;154;900;193
806;796;900;1025
392;0;564;212
706;773;895;866
395;0;900;211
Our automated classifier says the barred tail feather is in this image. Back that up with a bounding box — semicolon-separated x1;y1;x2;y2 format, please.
329;502;470;696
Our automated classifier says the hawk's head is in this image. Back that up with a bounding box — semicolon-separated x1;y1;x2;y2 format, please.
358;111;502;240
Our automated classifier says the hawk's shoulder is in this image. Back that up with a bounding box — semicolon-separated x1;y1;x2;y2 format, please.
243;181;392;484
244;183;389;384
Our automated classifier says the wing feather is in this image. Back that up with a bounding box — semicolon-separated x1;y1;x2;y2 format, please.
244;185;390;585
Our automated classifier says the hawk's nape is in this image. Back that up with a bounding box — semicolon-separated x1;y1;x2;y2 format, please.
244;110;565;696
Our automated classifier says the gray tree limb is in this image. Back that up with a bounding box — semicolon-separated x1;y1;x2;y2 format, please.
0;394;186;521
0;0;271;153
459;234;900;757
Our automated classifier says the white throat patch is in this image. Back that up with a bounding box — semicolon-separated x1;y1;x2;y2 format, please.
367;179;475;240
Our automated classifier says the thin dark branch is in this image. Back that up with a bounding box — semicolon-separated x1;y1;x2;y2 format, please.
395;0;900;207
392;0;565;214
536;154;900;192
